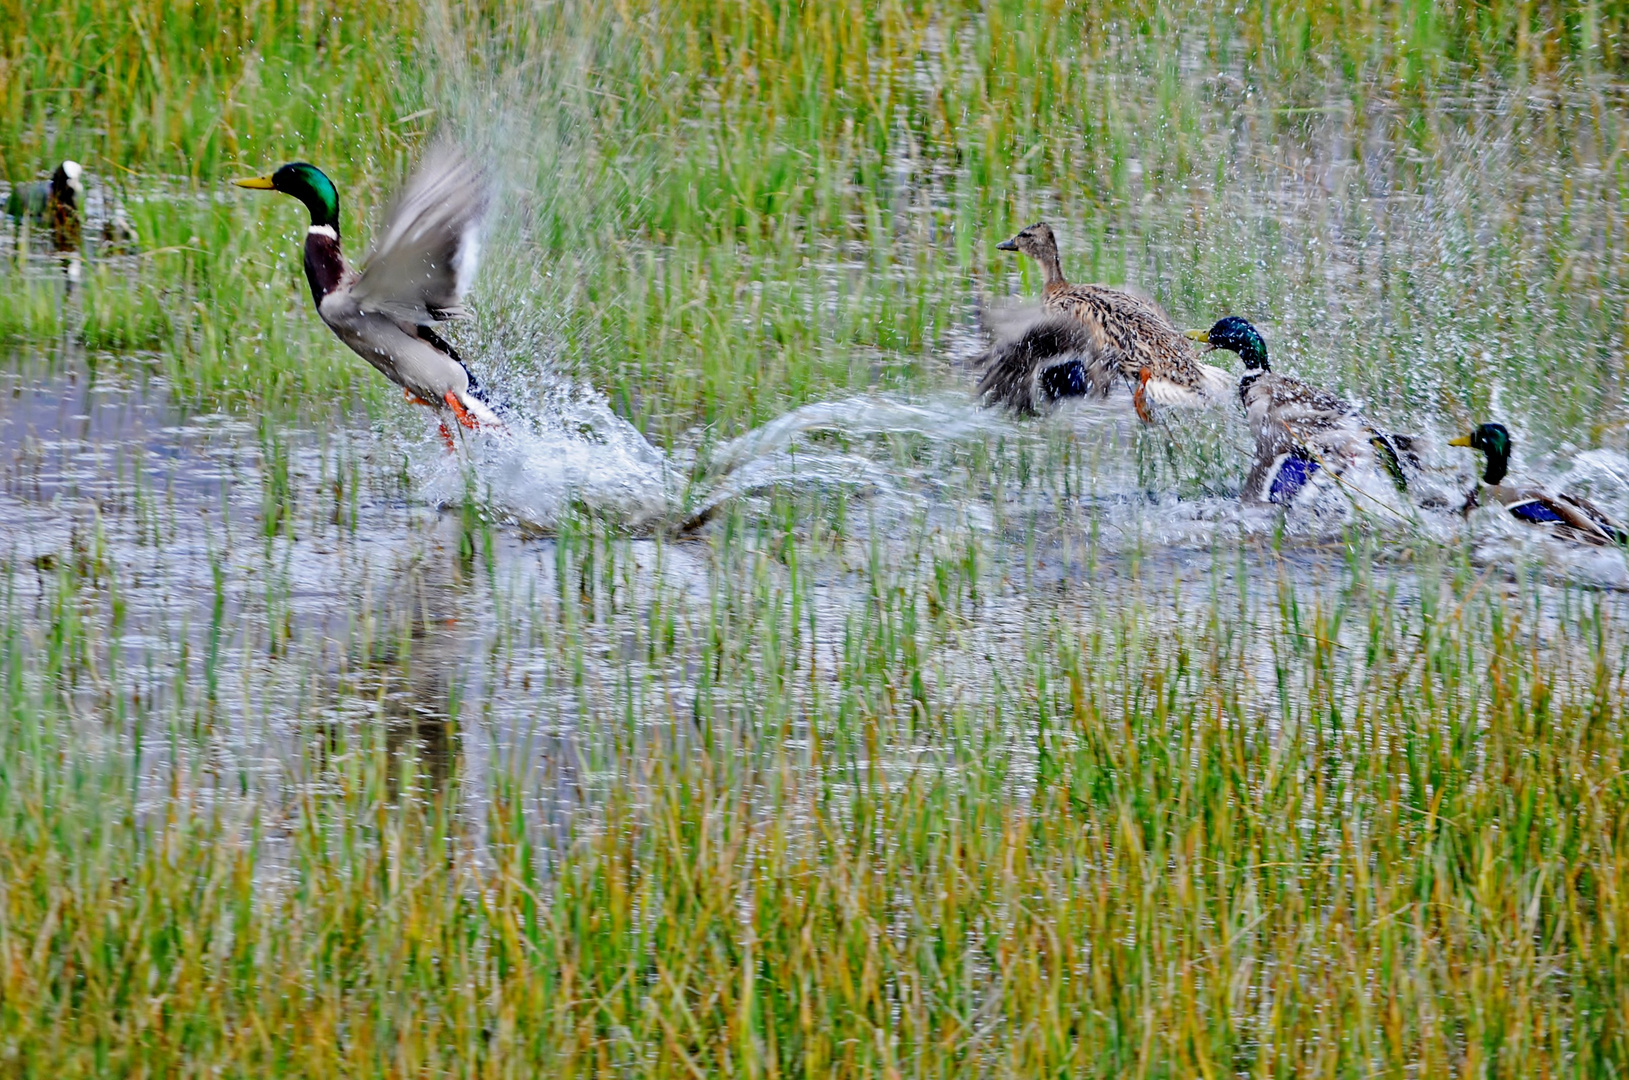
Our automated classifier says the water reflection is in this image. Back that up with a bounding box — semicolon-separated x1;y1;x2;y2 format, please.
357;532;476;800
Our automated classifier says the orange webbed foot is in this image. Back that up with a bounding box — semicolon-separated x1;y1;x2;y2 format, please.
405;387;437;408
443;391;480;431
1132;369;1155;424
438;422;457;452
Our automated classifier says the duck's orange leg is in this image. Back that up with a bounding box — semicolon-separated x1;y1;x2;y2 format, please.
1132;369;1155;423
407;388;459;450
443;391;480;431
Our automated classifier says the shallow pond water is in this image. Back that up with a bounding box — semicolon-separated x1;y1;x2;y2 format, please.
5;50;1629;851
4;313;1626;847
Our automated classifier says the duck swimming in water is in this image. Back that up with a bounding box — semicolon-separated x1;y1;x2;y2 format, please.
1189;316;1412;504
234;144;499;442
6;160;83;251
979;222;1231;420
1450;422;1626;545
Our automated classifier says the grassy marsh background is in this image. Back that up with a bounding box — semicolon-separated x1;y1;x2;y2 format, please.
6;0;1629;442
4;0;1629;1076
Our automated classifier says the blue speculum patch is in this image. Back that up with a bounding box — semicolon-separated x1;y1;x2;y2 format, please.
1509;499;1565;525
1039;359;1088;400
1269;451;1320;505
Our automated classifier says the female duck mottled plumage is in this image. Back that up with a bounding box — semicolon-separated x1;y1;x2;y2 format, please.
1190;316;1411;503
977;222;1231;419
1450;423;1627;545
234;144;498;439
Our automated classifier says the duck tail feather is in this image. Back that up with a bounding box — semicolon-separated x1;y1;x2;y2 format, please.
1199;363;1234;399
1381;431;1424;470
1368;433;1409;493
1142;376;1213;409
459;391;503;429
1141;364;1233;410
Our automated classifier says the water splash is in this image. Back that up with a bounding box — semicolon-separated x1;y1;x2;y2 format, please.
408;386;1010;532
410;381;673;530
395;354;1627;592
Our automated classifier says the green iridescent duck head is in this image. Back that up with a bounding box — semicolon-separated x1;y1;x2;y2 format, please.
1449;422;1512;485
234;162;340;232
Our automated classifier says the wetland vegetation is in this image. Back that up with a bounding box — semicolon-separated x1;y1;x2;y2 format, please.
4;0;1629;1074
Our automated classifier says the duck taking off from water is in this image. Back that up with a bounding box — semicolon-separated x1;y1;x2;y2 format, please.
1450;423;1627;545
234;144;499;442
979;222;1231;420
6;160;83;251
1189;316;1412;504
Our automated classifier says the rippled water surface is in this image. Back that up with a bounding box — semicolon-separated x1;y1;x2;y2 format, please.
4;327;1626;834
6;44;1629;835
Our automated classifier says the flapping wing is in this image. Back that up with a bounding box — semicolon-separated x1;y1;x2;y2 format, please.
350;142;489;326
974;314;1113;414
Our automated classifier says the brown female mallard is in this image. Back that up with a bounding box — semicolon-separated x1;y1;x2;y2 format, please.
978;222;1231;420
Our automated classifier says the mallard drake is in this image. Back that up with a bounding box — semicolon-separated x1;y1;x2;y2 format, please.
6;160;83;251
983;222;1231;420
1189;316;1411;503
234;145;498;440
1450;423;1626;545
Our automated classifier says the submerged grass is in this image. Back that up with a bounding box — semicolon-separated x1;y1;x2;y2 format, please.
7;0;1629;1076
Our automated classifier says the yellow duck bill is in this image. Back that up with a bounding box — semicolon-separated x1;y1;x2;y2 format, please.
233;175;277;189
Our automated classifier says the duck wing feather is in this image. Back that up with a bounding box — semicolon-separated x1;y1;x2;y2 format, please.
1143;362;1233;407
974;313;1114;414
348;142;489;327
1241;373;1413;498
1243;371;1368;451
1517;489;1629;544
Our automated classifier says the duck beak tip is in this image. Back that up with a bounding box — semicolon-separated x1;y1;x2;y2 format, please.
1448;436;1473;447
995;239;1018;252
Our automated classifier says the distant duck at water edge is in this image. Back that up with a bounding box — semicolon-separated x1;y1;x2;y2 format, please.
6;160;83;252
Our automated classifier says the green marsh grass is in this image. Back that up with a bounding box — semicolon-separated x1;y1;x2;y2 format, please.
5;503;1629;1073
1;0;423;177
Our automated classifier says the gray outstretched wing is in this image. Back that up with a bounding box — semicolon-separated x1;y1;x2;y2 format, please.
349;142;489;326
